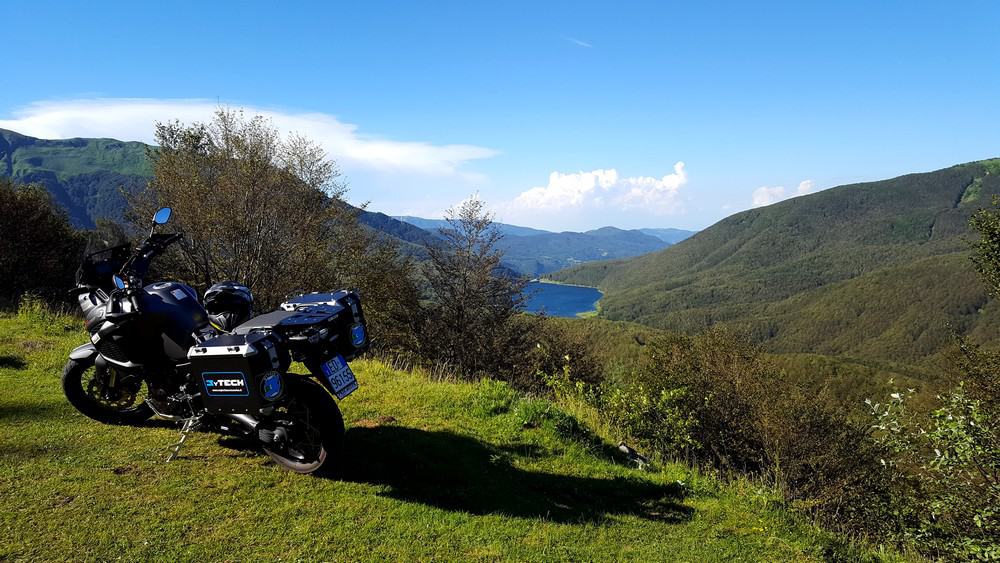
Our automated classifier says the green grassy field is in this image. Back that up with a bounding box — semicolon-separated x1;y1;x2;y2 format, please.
0;309;901;561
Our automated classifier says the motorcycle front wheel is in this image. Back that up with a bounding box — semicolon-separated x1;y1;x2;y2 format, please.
61;356;154;425
263;377;345;475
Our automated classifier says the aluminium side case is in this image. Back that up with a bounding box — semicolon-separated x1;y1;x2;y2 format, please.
187;332;289;414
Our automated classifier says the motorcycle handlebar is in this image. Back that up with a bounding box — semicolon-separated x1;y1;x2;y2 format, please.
119;232;184;290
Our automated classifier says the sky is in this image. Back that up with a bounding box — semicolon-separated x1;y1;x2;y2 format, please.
2;0;999;231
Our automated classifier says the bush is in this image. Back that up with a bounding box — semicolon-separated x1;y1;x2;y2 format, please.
0;177;85;307
550;326;916;542
869;341;1000;559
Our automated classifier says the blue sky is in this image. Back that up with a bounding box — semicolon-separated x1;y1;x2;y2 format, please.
2;0;999;231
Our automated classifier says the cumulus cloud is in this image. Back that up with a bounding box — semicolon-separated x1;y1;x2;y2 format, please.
0;98;497;176
511;161;687;215
751;179;815;208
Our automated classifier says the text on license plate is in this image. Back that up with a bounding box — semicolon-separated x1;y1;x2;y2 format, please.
321;355;358;399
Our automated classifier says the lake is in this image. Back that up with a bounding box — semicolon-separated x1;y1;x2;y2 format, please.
523;281;602;318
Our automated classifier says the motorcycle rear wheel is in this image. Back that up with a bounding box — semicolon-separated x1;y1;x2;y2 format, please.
61;356;154;425
263;378;345;475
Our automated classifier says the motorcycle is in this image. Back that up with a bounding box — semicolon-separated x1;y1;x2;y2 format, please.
63;207;370;474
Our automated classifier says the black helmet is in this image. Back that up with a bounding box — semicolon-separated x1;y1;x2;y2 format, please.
204;281;254;332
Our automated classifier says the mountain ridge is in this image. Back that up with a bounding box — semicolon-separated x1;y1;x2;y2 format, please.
550;159;1000;365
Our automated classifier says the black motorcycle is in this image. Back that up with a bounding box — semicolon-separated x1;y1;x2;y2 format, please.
63;207;370;474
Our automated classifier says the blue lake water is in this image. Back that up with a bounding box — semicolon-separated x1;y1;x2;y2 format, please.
523;281;602;318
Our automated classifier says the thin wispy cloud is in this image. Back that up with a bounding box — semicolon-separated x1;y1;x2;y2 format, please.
564;36;593;48
0;98;497;177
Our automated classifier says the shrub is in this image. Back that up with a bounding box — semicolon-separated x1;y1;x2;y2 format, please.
869;342;1000;559
0;177;85;307
557;326;918;541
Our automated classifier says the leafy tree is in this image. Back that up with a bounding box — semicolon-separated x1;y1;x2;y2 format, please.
131;109;343;308
970;195;1000;297
130;109;421;351
420;197;535;381
0;177;84;305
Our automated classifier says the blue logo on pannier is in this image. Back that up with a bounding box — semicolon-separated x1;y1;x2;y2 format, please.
261;372;282;400
350;323;366;347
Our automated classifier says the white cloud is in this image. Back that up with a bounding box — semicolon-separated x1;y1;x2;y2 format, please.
565;36;593;48
751;179;816;208
0;98;497;177
511;161;687;215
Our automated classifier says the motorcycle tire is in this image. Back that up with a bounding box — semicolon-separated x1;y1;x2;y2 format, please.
263;377;345;475
61;356;154;425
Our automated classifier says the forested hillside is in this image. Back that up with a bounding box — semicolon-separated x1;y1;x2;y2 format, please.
0;128;150;226
551;159;1000;364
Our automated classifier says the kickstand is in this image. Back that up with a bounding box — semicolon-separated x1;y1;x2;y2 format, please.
166;417;201;462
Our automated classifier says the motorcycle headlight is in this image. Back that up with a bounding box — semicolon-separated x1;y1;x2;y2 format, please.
350;323;366;347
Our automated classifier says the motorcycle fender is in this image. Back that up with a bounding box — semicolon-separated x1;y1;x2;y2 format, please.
68;343;98;362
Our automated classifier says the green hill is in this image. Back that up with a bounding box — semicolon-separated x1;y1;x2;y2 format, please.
0;308;893;560
550;159;1000;366
0;128;151;226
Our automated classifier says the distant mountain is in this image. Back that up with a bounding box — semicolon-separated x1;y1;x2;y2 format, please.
397;215;677;276
638;228;697;244
550;159;1000;366
394;216;552;238
497;227;671;276
0;128;151;227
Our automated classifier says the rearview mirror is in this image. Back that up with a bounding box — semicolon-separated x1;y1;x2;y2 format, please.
153;207;172;225
112;274;126;290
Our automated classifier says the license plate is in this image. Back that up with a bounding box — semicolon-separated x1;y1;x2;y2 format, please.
321;355;358;399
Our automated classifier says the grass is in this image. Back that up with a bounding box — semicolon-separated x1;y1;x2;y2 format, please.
0;309;901;561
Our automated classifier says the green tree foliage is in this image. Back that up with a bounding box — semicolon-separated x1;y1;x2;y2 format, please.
131;109;421;352
419;197;536;383
0;177;84;305
548;326;911;541
970;194;1000;298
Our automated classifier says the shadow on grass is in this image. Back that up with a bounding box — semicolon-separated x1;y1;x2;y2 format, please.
0;354;26;369
339;426;692;524
0;401;70;421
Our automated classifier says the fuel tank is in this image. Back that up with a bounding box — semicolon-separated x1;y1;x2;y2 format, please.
140;282;211;361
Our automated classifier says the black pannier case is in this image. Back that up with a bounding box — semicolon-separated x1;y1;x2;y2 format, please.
188;332;289;414
233;290;370;364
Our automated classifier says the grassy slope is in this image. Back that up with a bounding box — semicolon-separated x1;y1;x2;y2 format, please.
550;160;1000;367
0;311;896;561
